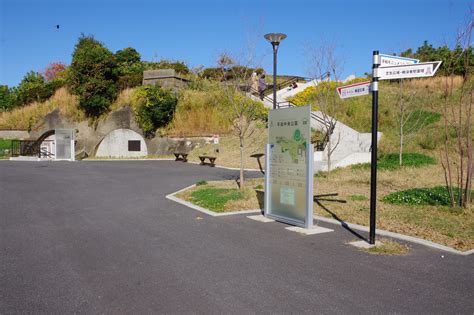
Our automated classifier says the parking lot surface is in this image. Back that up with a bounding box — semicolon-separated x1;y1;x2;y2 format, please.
1;161;473;313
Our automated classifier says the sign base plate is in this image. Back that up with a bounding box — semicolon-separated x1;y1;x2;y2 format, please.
285;226;334;235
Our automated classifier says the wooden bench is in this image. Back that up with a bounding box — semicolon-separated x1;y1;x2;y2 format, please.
174;152;188;162
250;153;264;159
199;156;217;167
250;153;265;174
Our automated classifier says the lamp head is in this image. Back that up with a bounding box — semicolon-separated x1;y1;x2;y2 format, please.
264;33;287;46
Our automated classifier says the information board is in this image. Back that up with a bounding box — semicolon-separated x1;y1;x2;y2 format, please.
265;105;313;228
55;129;74;161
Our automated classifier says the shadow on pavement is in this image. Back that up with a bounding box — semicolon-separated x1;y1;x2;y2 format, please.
314;194;368;243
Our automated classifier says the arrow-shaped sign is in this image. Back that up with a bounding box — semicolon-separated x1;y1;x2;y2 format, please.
377;61;442;80
380;54;419;67
337;81;371;99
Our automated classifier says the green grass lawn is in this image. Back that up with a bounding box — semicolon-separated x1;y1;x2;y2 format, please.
351;153;436;170
0;139;12;150
383;186;473;206
190;187;247;212
0;139;13;158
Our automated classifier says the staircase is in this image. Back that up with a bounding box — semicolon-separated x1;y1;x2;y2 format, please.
310;111;379;172
247;75;381;171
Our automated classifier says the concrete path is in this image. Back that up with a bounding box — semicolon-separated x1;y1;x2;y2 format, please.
1;161;472;313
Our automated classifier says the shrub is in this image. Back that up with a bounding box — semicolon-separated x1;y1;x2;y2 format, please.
118;73;143;90
69;35;118;117
143;60;190;75
288;81;340;106
196;180;207;186
131;85;177;137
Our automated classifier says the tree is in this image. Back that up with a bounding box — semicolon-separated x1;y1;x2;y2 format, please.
216;53;266;190
14;71;55;106
305;42;342;173
115;47;141;67
43;62;66;81
115;47;144;89
0;85;14;111
400;40;474;76
131;85;178;137
440;20;473;208
69;35;118;117
395;80;440;165
415;40;437;63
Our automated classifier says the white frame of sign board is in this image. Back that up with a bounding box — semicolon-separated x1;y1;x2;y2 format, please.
54;128;75;161
264;105;314;229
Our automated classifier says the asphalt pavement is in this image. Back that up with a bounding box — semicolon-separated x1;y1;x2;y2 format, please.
1;160;473;313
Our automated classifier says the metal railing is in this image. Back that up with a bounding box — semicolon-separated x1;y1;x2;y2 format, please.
11;140;54;158
262;76;301;96
246;72;336;152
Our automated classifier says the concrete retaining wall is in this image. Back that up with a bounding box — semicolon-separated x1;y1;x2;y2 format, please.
0;130;30;139
146;137;212;156
30;106;144;158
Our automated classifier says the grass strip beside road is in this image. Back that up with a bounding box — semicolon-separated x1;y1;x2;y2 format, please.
177;163;473;251
176;179;263;213
361;239;410;255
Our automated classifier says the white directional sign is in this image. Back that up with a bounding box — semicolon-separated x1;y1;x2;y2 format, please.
380;54;419;67
377;61;442;80
337;81;371;99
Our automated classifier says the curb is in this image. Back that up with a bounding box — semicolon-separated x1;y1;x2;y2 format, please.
314;216;473;256
165;185;260;217
184;161;262;172
166;185;473;256
83;159;263;172
83;158;174;161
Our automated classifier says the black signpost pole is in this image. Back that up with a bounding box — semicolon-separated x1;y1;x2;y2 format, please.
369;51;380;245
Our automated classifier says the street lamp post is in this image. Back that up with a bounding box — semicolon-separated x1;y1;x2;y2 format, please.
264;33;287;110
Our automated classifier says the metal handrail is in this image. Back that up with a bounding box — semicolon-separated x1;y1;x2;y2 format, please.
262;76;300;95
248;87;275;104
247;74;336;152
11;140;54;157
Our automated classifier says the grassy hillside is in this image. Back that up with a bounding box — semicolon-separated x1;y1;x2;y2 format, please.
0;75;470;158
0;87;84;130
287;76;469;154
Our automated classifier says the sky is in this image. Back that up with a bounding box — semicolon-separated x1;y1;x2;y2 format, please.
1;0;472;87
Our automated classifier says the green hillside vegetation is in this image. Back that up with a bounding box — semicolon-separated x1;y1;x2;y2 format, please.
287;75;469;154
